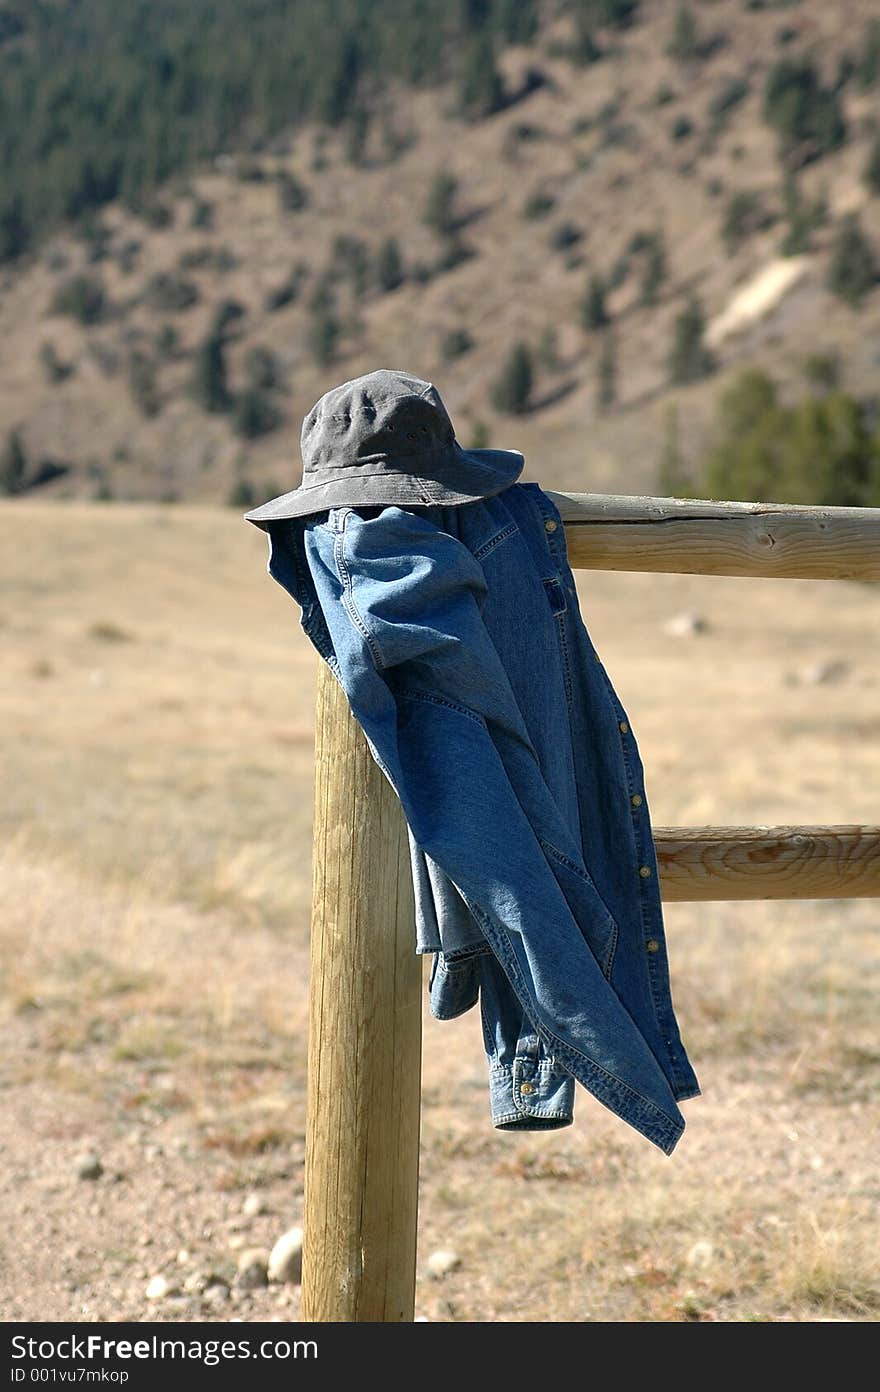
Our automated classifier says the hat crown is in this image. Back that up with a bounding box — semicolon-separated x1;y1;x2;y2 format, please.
301;369;454;473
242;364;524;526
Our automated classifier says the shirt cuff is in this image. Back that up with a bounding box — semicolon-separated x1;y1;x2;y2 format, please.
489;1058;575;1130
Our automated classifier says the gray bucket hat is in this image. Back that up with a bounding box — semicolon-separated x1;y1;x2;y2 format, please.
243;367;524;529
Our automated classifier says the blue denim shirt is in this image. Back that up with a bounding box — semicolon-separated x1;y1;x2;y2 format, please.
256;482;699;1154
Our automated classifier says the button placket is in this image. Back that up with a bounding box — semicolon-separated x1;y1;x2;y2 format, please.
600;657;681;1059
615;716;647;854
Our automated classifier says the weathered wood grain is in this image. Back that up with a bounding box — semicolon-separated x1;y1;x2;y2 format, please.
655;824;880;900
548;491;880;580
301;661;422;1322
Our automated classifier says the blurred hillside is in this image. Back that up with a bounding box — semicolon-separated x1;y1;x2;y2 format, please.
2;0;880;505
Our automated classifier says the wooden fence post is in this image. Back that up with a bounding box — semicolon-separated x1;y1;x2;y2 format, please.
301;658;423;1322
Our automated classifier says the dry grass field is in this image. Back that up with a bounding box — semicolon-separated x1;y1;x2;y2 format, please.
1;498;878;1322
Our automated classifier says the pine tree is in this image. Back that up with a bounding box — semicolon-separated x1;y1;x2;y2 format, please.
780;170;827;255
155;324;180;360
495;0;538;45
307;276;335;317
490;342;533;415
227;475;256;509
0;195;29;263
801;352;840;392
827;215;878;308
763;58;846;166
864;135;880;197
458;31;505;121
190;198;214;230
277;172;308;213
345;106;370;167
721;191;766;256
581;274;609;331
376;237;405;292
703;369;880;508
128;351;161;417
0;428;27;495
668;297;715;384
245;346;281;392
781;171;810;254
192;334;231;413
667;4;699;63
50;273;105;324
468;418;491;449
347;240;371;299
657;405;693;496
144;271;198;313
572;0;637;30
441;328;475;362
537;324;559;371
316;35;362;127
233;386;282;440
570;14;601;67
857;18;880;90
424;171;459;238
308;310;340;367
212;300;246;337
597;333;617;411
639;233;667;306
458;0;491;32
39;342;73;384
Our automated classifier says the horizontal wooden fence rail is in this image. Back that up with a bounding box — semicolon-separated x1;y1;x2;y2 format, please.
654;825;880;901
548;491;880;581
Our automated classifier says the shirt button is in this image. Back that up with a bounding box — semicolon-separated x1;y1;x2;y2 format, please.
639;865;651;878
631;793;643;807
619;720;629;734
646;939;660;953
544;518;557;532
520;1082;535;1095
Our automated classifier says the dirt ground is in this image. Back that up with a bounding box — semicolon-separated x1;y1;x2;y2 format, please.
1;500;877;1323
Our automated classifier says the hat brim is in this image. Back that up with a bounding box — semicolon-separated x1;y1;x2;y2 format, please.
243;443;525;529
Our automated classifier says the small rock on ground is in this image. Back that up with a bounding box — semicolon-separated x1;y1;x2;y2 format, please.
202;1282;231;1306
268;1228;303;1285
145;1275;178;1301
800;658;849;685
426;1249;461;1278
75;1153;103;1182
235;1250;269;1290
662;611;708;638
686;1240;716;1269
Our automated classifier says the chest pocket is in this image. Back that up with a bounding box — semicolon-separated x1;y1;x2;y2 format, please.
542;574;568;614
473;520;520;562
